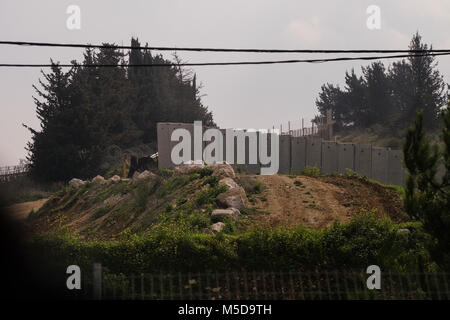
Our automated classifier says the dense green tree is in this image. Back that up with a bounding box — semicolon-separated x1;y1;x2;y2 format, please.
316;33;448;134
343;69;367;128
405;33;447;130
362;62;393;126
403;108;450;267
315;83;348;130
25;38;215;182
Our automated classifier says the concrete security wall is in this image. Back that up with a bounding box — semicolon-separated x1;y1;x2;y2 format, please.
306;137;322;168
245;132;261;174
290;137;306;174
387;150;404;186
157;122;195;169
337;143;355;173
354;144;372;178
157;122;407;186
321;141;338;174
278;135;291;174
371;147;389;184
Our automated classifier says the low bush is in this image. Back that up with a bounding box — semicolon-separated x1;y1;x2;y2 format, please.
301;166;322;177
26;213;437;274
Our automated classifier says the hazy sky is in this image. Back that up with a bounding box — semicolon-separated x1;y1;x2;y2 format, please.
1;0;450;166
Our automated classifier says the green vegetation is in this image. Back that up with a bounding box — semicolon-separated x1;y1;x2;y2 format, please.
28;170;233;237
317;33;448;138
25;38;215;183
301;165;322;177
403;108;450;268
26;213;436;274
195;184;227;206
238;176;264;195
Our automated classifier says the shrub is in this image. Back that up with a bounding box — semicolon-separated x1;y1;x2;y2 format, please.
202;175;219;187
26;214;435;274
199;167;213;178
195;184;227;206
238;176;264;194
403;109;450;268
301;166;321;177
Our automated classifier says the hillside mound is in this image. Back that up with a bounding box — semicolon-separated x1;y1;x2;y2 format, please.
25;166;408;239
241;174;406;229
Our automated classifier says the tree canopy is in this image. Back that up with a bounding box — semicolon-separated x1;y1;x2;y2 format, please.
25;38;215;182
316;33;448;133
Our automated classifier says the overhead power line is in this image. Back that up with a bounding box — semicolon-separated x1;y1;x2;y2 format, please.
1;40;450;54
1;52;450;68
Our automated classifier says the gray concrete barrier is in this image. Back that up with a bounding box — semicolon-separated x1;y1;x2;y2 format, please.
337;143;355;173
354;144;372;178
387;149;404;186
306;137;322;168
321;141;338;174
371;147;389;184
157;122;409;186
278;135;292;174
291;136;307;174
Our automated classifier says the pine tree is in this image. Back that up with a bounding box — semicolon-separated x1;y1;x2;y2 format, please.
362;62;393;126
406;32;447;129
343;69;367;128
315;32;448;134
315;83;347;131
403;108;450;267
25;38;216;182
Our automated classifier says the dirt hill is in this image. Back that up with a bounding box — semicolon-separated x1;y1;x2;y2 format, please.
21;165;408;239
242;174;405;229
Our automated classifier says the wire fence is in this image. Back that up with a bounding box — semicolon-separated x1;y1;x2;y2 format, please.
277;114;333;140
82;270;450;300
0;164;28;182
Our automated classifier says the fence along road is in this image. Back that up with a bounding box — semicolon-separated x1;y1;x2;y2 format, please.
0;164;28;182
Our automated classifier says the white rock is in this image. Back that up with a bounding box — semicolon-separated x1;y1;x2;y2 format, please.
216;187;248;209
211;208;241;222
68;178;85;189
211;222;226;233
208;162;235;179
219;177;239;189
92;175;106;185
174;162;205;174
107;175;121;183
133;170;154;182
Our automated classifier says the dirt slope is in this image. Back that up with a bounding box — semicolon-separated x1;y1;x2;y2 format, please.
243;174;406;229
24;170;407;238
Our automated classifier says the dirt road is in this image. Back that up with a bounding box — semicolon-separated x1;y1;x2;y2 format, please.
3;198;48;220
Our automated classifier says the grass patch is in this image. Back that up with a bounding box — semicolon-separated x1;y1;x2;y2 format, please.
301;166;322;177
195;184;227;206
238;176;264;195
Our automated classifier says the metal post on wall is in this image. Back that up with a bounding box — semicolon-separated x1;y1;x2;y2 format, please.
302;118;304;136
93;263;102;300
